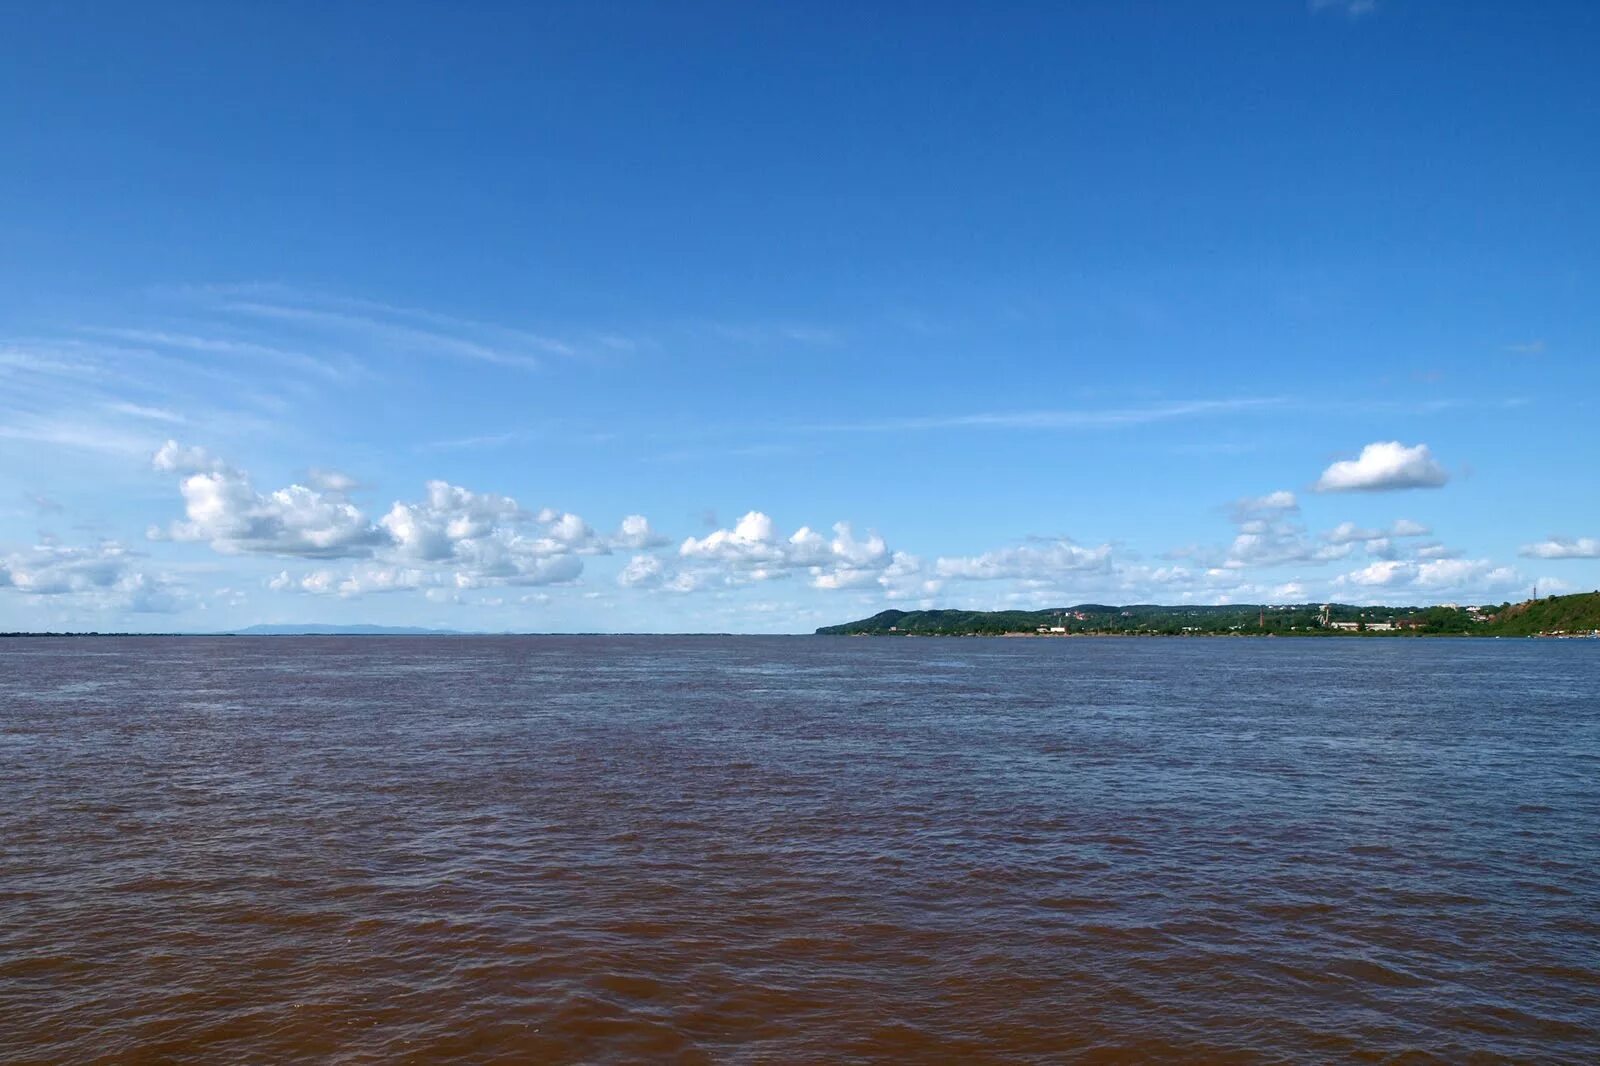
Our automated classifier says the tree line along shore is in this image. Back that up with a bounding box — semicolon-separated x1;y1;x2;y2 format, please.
816;592;1600;638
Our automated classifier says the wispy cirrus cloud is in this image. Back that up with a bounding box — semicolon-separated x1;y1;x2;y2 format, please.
0;335;291;459
177;282;633;369
805;397;1289;433
175;282;585;339
2;284;633;468
418;430;532;453
1309;0;1377;17
103;401;187;424
700;321;842;347
82;326;364;381
0;416;159;457
796;395;1520;437
223;301;550;372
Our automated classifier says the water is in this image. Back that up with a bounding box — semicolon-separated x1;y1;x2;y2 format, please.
2;636;1597;1062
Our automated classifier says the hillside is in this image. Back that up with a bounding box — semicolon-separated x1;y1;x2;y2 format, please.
1483;592;1600;636
817;593;1600;637
819;604;1382;636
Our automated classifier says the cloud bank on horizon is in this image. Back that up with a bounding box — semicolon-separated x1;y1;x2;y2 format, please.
1;5;1596;630
0;426;1576;630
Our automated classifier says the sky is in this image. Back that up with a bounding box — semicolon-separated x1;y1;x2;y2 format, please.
2;1;1597;633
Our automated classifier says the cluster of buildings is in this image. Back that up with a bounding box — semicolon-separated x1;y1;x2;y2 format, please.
1321;602;1491;633
1035;611;1090;634
1326;620;1395;632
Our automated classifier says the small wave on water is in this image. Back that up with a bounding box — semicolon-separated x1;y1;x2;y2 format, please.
2;635;1598;1062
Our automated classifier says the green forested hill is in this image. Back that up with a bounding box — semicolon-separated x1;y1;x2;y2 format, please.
1485;591;1600;636
819;604;1361;636
816;592;1600;637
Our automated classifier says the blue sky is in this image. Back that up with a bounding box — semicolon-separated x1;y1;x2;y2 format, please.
2;1;1597;632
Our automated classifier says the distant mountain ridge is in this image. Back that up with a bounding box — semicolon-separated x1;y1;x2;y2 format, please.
230;624;464;636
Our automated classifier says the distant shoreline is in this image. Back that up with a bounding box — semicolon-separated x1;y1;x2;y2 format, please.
5;630;1598;641
817;592;1600;639
0;624;767;638
6;592;1598;640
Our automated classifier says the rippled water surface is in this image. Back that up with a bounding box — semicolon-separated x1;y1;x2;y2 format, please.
3;636;1598;1062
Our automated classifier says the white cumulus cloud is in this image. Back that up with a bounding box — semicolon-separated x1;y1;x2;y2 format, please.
1231;490;1299;521
1334;558;1520;596
270;566;432;597
1520;537;1600;560
676;512;898;589
616;554;700;593
611;514;670;550
154;441;648;597
935;538;1112;581
0;541;186;613
1314;442;1448;493
1325;518;1432;545
151;440;227;475
163;471;382;558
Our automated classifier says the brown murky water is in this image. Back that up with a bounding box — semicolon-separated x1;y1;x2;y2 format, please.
2;636;1598;1062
